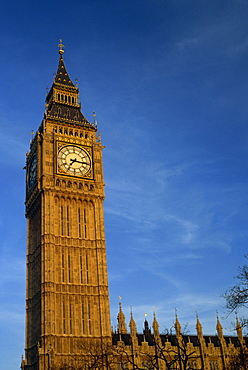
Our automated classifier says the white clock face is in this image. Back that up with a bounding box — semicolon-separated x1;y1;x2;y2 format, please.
58;145;91;176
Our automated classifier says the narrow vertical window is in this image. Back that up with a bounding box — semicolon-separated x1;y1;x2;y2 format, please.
61;205;64;236
88;303;92;334
66;206;70;236
83;208;87;238
68;254;71;283
85;253;89;284
62;253;65;282
69;303;73;334
80;255;83;284
78;208;82;238
62;301;66;334
82;304;85;334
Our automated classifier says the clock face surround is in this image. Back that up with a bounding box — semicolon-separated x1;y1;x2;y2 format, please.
58;145;91;177
28;154;37;189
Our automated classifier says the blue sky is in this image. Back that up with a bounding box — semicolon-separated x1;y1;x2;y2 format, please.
0;1;248;369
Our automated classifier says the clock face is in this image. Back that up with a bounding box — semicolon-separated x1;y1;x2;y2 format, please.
58;145;91;176
28;154;37;188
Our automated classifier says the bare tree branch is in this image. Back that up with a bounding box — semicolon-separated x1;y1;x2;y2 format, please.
223;255;248;320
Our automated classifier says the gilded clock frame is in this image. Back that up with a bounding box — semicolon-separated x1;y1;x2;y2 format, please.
56;141;94;179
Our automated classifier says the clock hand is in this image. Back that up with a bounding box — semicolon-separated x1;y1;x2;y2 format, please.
69;158;77;165
71;159;89;165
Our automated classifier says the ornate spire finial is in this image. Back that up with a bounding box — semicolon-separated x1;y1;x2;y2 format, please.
58;39;65;55
153;307;156;317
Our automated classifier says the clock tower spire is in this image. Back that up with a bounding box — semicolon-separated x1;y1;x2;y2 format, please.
24;42;111;370
45;40;94;130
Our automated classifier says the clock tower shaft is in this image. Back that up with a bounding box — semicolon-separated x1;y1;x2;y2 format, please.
24;44;111;370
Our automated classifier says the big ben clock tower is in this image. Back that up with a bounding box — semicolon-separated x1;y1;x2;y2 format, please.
23;41;111;369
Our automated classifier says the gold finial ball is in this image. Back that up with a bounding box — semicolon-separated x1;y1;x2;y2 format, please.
58;39;65;55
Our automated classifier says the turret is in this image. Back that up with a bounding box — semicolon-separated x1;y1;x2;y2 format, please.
196;313;203;338
117;302;127;334
236;316;244;345
196;314;209;370
216;313;227;370
143;314;151;335
174;311;181;338
216;313;223;339
129;308;137;337
152;310;160;338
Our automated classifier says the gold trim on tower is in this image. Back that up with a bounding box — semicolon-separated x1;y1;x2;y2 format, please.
56;142;93;178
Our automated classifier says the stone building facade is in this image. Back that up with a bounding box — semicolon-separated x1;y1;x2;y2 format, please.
21;43;247;370
112;304;248;370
